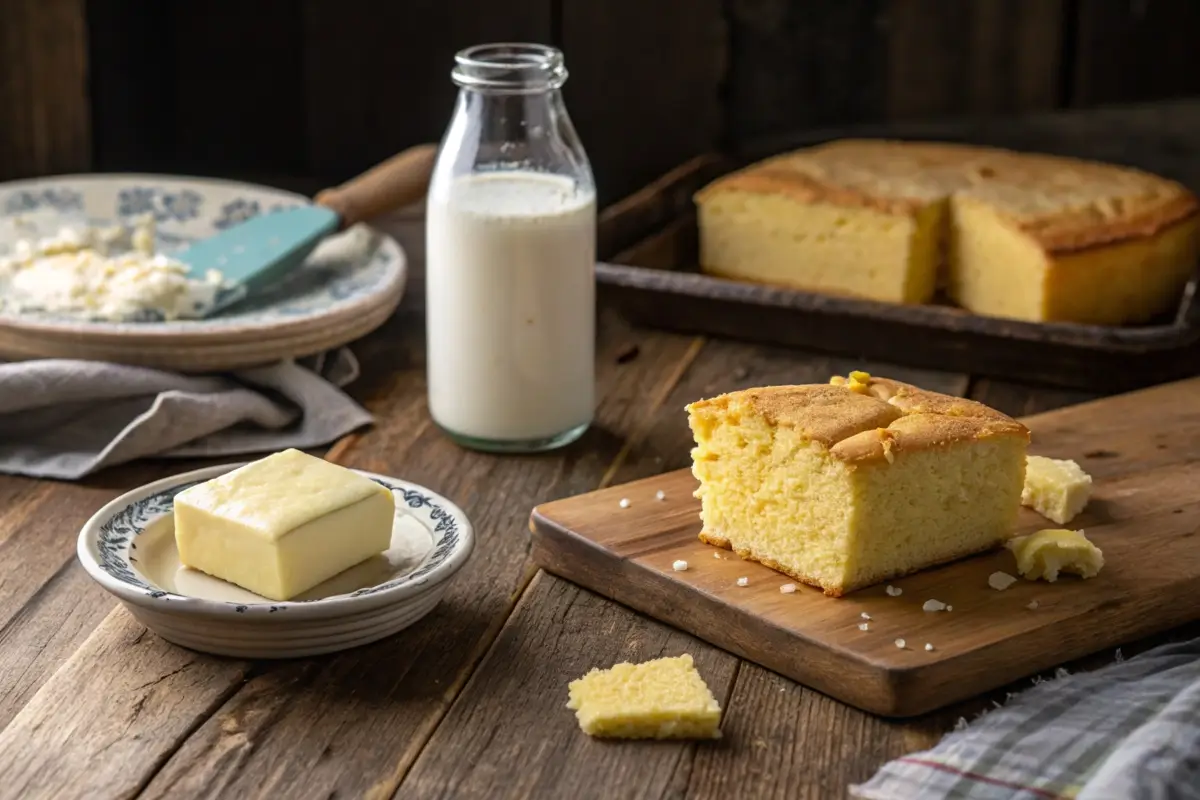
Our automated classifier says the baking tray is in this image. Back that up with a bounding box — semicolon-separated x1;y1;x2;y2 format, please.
595;112;1200;392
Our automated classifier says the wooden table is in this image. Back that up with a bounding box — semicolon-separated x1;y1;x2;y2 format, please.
0;209;1194;800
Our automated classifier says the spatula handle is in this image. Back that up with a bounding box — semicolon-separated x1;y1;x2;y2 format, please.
315;143;438;227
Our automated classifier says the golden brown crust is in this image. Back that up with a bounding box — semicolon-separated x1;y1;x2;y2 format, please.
694;139;1199;255
687;375;1029;467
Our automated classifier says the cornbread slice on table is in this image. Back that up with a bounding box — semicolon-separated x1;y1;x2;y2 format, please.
687;373;1029;596
174;449;395;601
695;139;1199;323
1007;529;1104;582
1022;455;1093;524
566;654;722;739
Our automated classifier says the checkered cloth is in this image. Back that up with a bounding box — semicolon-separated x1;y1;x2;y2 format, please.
851;637;1200;800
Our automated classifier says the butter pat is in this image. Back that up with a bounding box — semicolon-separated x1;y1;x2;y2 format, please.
174;449;394;601
566;654;722;739
1006;528;1104;582
1022;455;1093;524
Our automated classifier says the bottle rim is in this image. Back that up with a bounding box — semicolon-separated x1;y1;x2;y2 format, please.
452;43;567;93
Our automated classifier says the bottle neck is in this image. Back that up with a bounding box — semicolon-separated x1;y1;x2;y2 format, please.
451;43;567;95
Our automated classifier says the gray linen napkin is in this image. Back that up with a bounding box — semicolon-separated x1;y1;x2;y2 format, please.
851;636;1200;800
0;350;374;480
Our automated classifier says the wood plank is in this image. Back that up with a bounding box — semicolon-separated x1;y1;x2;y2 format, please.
1071;0;1200;107
532;377;1200;716
885;0;1064;119
301;0;551;183
398;571;738;799
560;0;725;206
123;314;698;799
0;0;90;179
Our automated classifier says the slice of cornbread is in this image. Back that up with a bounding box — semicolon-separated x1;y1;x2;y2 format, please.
695;140;1199;324
566;654;722;739
687;373;1029;596
1007;528;1104;582
1022;455;1093;524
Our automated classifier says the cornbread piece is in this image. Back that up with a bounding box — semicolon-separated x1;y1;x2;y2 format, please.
695;140;1200;323
687;373;1029;596
1007;529;1104;582
174;449;394;601
566;654;722;739
1022;455;1093;524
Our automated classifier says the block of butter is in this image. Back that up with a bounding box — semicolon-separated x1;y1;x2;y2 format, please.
174;449;395;601
1006;528;1104;582
566;654;722;739
1022;455;1093;524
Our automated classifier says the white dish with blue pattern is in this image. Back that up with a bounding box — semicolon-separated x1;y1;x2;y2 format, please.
0;174;406;370
77;462;474;658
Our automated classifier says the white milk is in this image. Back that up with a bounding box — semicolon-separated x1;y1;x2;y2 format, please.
426;171;596;443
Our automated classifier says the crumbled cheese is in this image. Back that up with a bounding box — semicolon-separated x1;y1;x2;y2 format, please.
672;560;688;572
618;498;630;509
885;585;903;597
736;577;749;587
1007;528;1104;582
988;571;1018;591
779;583;797;594
922;599;947;612
895;638;906;649
655;490;666;501
0;217;226;320
1022;455;1093;525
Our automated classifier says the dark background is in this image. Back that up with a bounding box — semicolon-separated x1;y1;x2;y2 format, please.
3;0;1199;206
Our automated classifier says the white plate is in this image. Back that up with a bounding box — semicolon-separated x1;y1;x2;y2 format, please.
0;175;407;371
76;463;474;658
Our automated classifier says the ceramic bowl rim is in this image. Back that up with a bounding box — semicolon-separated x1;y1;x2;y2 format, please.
76;461;475;620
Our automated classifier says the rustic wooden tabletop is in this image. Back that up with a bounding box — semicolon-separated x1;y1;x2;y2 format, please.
0;208;1195;800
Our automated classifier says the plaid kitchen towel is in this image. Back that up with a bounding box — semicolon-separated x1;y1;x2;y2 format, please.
0;349;373;480
851;637;1200;800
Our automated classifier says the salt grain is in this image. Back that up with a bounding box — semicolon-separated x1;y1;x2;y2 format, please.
736;577;749;587
618;498;630;509
858;622;870;631
886;585;903;597
672;560;688;572
922;599;947;612
895;638;906;649
655;490;666;501
988;571;1018;591
780;583;797;594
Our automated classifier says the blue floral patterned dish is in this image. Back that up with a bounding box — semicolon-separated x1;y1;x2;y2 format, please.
0;174;406;334
77;462;475;621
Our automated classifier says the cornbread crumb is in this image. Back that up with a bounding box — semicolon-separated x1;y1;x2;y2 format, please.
895;638;906;649
1008;529;1104;582
566;654;722;739
989;571;1018;591
780;583;797;594
672;560;689;572
886;586;903;597
619;498;630;509
736;577;749;587
1022;456;1093;524
922;599;947;612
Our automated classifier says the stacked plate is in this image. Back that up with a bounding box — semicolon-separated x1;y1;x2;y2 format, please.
77;463;474;658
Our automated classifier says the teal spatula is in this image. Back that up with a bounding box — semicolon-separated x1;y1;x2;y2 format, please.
177;144;437;317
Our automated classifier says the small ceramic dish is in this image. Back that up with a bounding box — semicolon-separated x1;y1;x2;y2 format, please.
77;462;474;658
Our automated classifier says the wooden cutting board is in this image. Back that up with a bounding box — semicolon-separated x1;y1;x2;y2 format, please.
530;377;1200;718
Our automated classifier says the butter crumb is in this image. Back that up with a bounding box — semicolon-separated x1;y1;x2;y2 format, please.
1007;529;1104;582
989;571;1018;591
736;577;749;587
672;560;688;572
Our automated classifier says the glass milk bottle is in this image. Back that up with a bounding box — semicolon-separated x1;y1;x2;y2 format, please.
426;43;596;453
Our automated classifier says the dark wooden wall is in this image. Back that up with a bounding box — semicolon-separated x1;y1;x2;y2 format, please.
3;0;1199;205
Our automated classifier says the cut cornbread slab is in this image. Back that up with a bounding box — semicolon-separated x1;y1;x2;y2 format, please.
1007;528;1104;582
687;373;1029;596
566;654;722;739
695;140;1199;323
1022;455;1093;524
174;449;395;601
